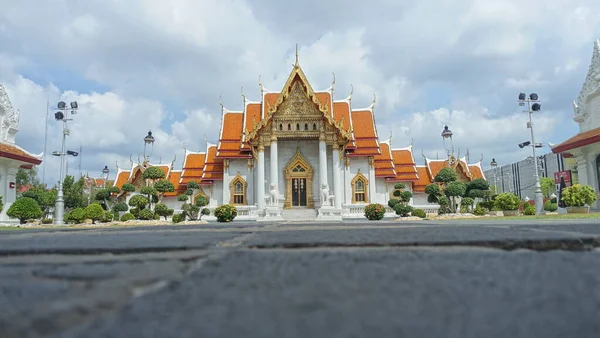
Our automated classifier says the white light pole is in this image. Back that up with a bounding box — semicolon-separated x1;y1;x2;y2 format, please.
53;101;79;225
102;165;109;188
518;92;545;215
490;158;498;193
441;125;454;166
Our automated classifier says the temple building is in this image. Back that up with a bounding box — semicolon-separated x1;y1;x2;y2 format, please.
111;57;485;220
551;39;600;206
0;84;43;222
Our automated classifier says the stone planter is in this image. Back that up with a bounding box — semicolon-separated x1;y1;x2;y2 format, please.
502;210;520;216
566;206;590;214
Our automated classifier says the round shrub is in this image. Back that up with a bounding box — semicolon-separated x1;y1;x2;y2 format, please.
172;213;184;223
473;204;488;216
214;204;238;222
41;218;53;224
6;197;43;224
364;203;385;220
393;190;401;197
523;203;535;215
102;211;113;222
544;201;558;212
68;208;86;224
388;199;400;208
561;184;597;207
84;203;105;224
113;202;128;212
199;208;211;220
393;203;413;217
412;208;426;218
494;193;521;211
120;213;135;221
137;208;154;220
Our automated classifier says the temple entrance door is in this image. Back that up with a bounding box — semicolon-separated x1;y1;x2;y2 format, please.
291;178;307;207
284;148;315;209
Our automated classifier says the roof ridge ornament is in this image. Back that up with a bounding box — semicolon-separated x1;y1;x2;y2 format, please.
295;43;299;67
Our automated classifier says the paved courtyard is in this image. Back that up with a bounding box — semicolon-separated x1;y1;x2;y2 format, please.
1;219;599;338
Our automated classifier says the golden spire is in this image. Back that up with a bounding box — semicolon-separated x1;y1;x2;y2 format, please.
295;43;299;67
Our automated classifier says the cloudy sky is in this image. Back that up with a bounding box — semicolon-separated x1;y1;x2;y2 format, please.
1;0;599;185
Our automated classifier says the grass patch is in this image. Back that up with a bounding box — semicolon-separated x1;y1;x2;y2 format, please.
461;212;600;221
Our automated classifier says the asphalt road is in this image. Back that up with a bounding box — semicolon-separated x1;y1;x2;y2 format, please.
1;219;599;338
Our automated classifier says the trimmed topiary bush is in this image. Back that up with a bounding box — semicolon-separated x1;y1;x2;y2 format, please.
388;199;400;208
473;204;488;216
120;213;135;221
544;201;558;212
393;203;413;217
172;213;184;223
84;203;105;224
68;208;86;224
364;203;386;220
6;197;43;224
523;203;535;215
137;208;154;220
562;184;597;207
214;204;237;222
412;208;426;218
41;218;53;224
494;193;521;211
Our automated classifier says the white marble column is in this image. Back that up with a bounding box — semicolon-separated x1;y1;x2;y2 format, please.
270;137;278;195
257;143;266;210
319;136;328;190
368;156;376;202
332;143;342;209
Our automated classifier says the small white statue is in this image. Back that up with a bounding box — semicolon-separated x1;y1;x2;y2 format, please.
320;183;331;207
269;183;278;206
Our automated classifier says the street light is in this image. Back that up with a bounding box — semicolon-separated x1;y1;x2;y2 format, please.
441;125;454;164
518;92;545;215
102;165;109;188
53;101;79;225
143;130;155;161
490;158;498;193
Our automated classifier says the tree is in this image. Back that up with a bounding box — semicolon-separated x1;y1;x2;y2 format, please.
94;186;121;210
122;183;135;193
540;177;555;198
84;203;105;224
128;195;149;210
434;167;457;184
445;181;466;213
16;167;39;193
7;197;43;224
195;195;210;220
140;186;157;209
142;166;165;181
154;203;174;220
22;185;57;218
63;175;86;210
154;179;175;202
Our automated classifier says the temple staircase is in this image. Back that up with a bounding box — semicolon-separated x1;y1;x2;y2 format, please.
281;208;318;222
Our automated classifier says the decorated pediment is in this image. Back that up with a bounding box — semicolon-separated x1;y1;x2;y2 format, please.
246;59;350;145
574;40;600;128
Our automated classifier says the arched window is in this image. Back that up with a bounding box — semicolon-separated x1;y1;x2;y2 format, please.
279;123;283;130
351;172;369;203
313;123;317;130
296;123;300;130
304;123;308;130
288;123;291;130
229;173;247;205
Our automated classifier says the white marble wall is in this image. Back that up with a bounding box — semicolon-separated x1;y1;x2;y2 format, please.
0;161;20;222
228;159;254;206
343;157;369;205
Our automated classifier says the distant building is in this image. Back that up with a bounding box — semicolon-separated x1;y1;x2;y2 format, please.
483;152;569;199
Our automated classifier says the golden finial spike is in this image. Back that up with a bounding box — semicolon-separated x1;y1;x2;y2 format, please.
295;44;299;66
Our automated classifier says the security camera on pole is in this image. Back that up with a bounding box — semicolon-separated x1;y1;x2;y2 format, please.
518;92;545;215
53;101;79;225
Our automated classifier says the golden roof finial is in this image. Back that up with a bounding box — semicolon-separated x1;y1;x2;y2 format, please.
295;43;299;67
218;95;224;113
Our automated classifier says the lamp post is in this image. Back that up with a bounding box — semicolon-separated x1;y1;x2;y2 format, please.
143;130;155;162
102;165;109;188
490;158;498;194
53;101;78;225
518;92;545;215
441;125;454;165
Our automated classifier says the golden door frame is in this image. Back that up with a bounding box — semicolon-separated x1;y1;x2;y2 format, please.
284;148;314;208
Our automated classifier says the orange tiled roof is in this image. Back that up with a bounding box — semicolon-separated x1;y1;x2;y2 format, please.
374;142;396;178
113;170;130;188
0;142;42;168
333;101;351;131
389;147;418;182
163;170;182;197
315;92;332;116
180;151;206;185
468;164;485;180
263;93;279;119
426;159;449;179
243;102;262;145
413;166;433;192
217;112;251;159
349;110;380;156
201;145;223;181
551;126;600;154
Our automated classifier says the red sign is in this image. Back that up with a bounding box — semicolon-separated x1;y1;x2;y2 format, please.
9;182;15;189
554;170;572;184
